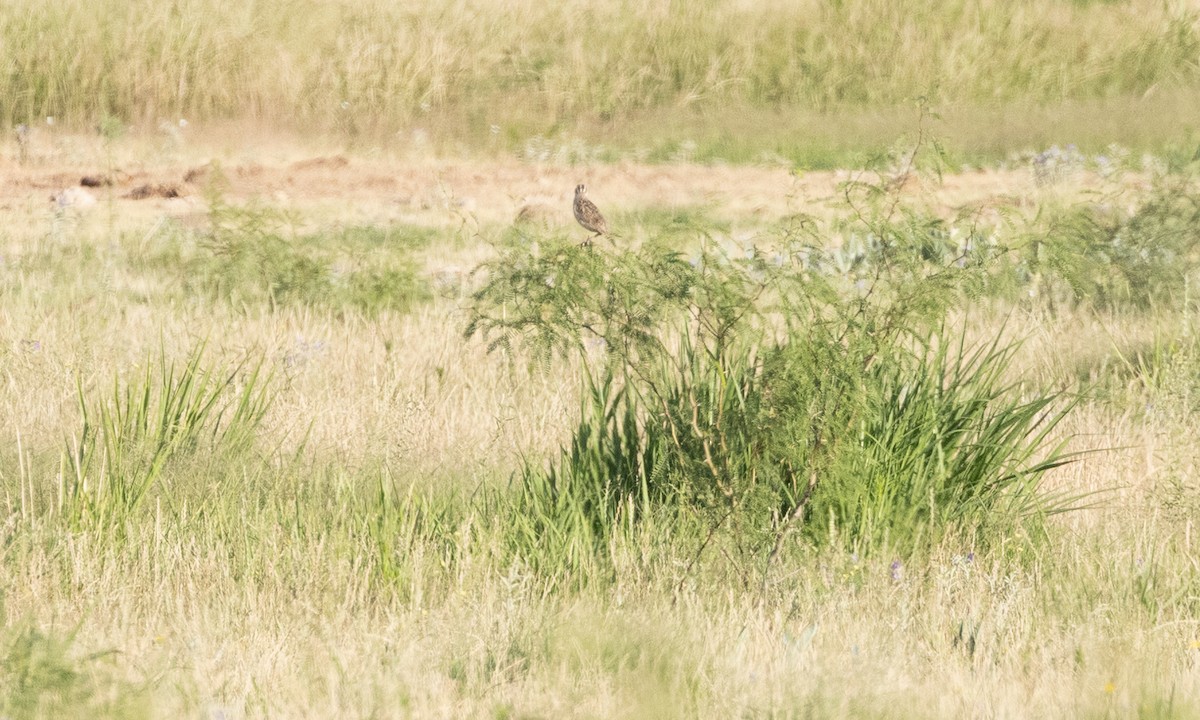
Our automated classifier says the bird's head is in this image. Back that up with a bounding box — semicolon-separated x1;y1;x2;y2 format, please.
575;184;587;196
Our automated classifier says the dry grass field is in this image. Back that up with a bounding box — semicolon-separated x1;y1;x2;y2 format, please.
5;2;1200;718
2;126;1199;719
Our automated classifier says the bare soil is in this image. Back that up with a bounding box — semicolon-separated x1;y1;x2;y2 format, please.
0;134;1139;233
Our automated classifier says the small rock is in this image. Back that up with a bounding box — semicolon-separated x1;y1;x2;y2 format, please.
52;187;97;209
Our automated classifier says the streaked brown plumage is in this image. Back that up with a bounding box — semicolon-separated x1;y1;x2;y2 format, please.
573;184;608;245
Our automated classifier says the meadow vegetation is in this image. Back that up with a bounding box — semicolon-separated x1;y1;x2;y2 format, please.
3;1;1200;717
3;0;1200;163
2;125;1200;716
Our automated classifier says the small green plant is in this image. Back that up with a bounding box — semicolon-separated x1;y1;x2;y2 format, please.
61;344;272;531
194;195;319;306
368;478;464;601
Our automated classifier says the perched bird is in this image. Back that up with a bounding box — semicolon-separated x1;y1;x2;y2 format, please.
573;184;609;245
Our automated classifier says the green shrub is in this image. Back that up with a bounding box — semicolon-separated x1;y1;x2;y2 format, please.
1020;176;1200;311
469;167;1078;571
191;200;431;314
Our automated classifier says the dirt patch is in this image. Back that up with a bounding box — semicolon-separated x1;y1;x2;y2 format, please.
0;144;1134;229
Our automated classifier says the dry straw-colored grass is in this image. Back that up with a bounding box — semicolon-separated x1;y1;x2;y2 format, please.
3;0;1200;161
2;130;1200;718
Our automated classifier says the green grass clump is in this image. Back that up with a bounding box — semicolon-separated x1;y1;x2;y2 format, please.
61;344;272;531
805;333;1076;550
505;376;670;582
468;167;1077;574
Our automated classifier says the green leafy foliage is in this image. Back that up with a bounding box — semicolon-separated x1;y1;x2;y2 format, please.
465;232;697;367
1019;176;1200;311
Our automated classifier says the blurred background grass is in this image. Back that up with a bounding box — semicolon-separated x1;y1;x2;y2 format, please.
3;0;1199;164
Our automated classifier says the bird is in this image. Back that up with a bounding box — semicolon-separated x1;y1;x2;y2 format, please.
573;184;609;245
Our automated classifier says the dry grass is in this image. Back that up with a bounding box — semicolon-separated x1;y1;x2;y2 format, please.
2;133;1200;719
4;0;1200;163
